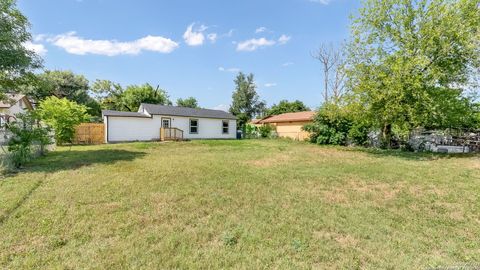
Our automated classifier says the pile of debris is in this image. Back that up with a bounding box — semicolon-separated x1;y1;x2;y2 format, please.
409;129;480;153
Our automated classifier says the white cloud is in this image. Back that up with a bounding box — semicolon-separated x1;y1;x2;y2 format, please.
264;83;277;87
255;27;267;34
212;104;229;112
282;62;294;67
183;23;208;46
218;67;240;73
23;41;47;56
224;29;234;37
207;33;218;43
49;32;178;56
309;0;331;4
236;38;276;52
278;34;291;45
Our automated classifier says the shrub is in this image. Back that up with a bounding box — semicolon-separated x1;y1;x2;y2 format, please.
258;124;274;138
244;123;259;139
37;97;90;145
304;103;351;145
4;112;53;168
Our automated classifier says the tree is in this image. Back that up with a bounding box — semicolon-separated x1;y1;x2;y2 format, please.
121;84;171;112
23;70;101;117
346;0;480;147
0;0;41;93
91;79;125;111
229;72;266;129
312;43;346;103
37;97;90;145
176;97;199;108
267;100;310;116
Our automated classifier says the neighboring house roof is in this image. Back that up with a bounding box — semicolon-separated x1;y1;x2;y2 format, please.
260;111;316;124
0;94;32;109
140;103;237;120
250;118;264;124
102;110;151;118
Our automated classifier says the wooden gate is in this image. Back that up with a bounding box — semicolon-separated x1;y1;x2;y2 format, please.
74;123;105;144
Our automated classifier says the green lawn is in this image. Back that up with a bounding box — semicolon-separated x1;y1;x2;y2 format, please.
0;140;479;269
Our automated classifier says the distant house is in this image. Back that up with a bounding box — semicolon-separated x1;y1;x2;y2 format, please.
0;94;34;126
102;104;237;143
258;111;315;141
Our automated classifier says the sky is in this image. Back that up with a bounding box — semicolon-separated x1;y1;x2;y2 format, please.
18;0;361;111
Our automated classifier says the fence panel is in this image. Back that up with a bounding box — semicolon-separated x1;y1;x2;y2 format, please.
74;123;105;144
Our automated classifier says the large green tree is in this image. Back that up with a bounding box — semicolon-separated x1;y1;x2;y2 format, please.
346;0;480;146
267;100;310;116
121;84;171;112
176;97;199;108
91;79;125;111
229;72;266;129
0;0;41;93
23;70;101;117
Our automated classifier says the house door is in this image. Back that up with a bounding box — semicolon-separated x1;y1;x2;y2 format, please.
162;118;171;128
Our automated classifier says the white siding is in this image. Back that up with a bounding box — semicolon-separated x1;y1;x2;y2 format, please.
105;114;236;142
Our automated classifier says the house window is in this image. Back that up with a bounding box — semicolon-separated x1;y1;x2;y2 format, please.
190;119;198;134
222;120;229;134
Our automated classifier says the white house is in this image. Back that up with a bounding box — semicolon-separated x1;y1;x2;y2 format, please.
0;94;34;126
102;104;237;143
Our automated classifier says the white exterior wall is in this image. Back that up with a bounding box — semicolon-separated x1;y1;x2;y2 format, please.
105;115;236;142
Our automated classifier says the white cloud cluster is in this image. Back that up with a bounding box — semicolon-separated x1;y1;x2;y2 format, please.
282;62;294;67
23;41;47;56
255;27;267;34
212;104;229;112
236;34;291;52
183;23;207;46
236;38;276;52
218;67;240;73
49;32;179;56
183;23;219;46
264;83;277;87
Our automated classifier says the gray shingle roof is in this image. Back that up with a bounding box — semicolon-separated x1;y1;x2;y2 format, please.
102;110;151;118
141;104;237;120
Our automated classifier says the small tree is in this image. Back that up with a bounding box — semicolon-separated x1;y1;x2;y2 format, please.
176;97;199;108
229;72;266;130
5;112;52;168
37;97;89;145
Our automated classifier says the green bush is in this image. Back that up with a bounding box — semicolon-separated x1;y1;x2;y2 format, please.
37;97;90;145
5;112;52;168
244;123;259;139
303;103;371;146
258;124;274;138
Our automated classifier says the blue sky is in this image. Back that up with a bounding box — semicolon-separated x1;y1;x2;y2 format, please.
19;0;360;111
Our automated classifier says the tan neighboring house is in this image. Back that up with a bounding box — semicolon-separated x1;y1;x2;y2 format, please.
258;111;315;141
0;94;34;126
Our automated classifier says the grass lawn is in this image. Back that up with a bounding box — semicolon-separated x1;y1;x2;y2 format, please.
0;139;479;269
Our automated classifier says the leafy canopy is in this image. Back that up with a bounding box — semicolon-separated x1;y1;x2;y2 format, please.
121;84;171;112
0;0;41;92
37;97;90;145
176;97;199;108
267;100;310;116
229;72;266;129
346;0;480;145
92;81;171;112
22;70;101;117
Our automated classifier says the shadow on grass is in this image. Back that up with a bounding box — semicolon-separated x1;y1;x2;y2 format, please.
24;149;146;173
345;147;479;161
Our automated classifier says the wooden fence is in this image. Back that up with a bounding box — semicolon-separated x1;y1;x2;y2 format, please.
73;123;105;144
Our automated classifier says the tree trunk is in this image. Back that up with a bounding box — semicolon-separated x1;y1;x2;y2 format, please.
382;123;392;149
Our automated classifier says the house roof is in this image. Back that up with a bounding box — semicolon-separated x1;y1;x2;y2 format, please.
0;94;27;108
141;104;237;120
250;118;264;124
102;110;151;118
260;111;316;124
